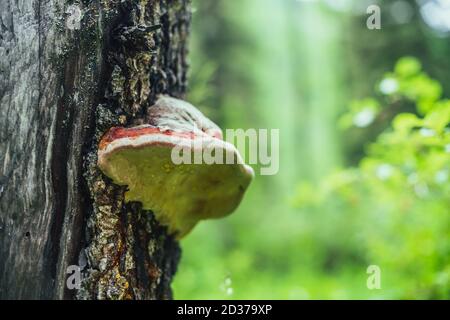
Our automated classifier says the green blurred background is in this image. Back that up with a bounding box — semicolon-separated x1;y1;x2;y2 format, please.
172;0;450;299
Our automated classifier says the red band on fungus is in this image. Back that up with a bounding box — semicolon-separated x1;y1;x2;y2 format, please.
99;126;198;150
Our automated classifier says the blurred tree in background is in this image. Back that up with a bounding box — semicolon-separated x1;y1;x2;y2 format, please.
173;0;450;299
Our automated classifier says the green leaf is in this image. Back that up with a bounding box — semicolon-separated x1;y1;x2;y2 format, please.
423;100;450;132
395;57;422;78
392;113;421;133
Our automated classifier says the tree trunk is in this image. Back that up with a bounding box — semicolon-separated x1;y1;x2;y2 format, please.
0;0;190;299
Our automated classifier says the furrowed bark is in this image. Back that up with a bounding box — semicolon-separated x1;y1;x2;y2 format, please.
0;0;190;299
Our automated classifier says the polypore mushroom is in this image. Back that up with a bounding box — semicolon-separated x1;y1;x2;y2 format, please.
98;96;254;238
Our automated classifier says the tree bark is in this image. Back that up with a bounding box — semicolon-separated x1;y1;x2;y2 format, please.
0;0;190;299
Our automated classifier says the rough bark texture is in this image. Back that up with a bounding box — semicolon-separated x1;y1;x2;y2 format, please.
0;0;190;299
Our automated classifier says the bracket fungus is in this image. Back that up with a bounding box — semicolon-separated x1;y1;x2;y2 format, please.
98;96;254;238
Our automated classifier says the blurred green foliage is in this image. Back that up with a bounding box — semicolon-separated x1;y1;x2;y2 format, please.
294;57;450;299
172;0;449;299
